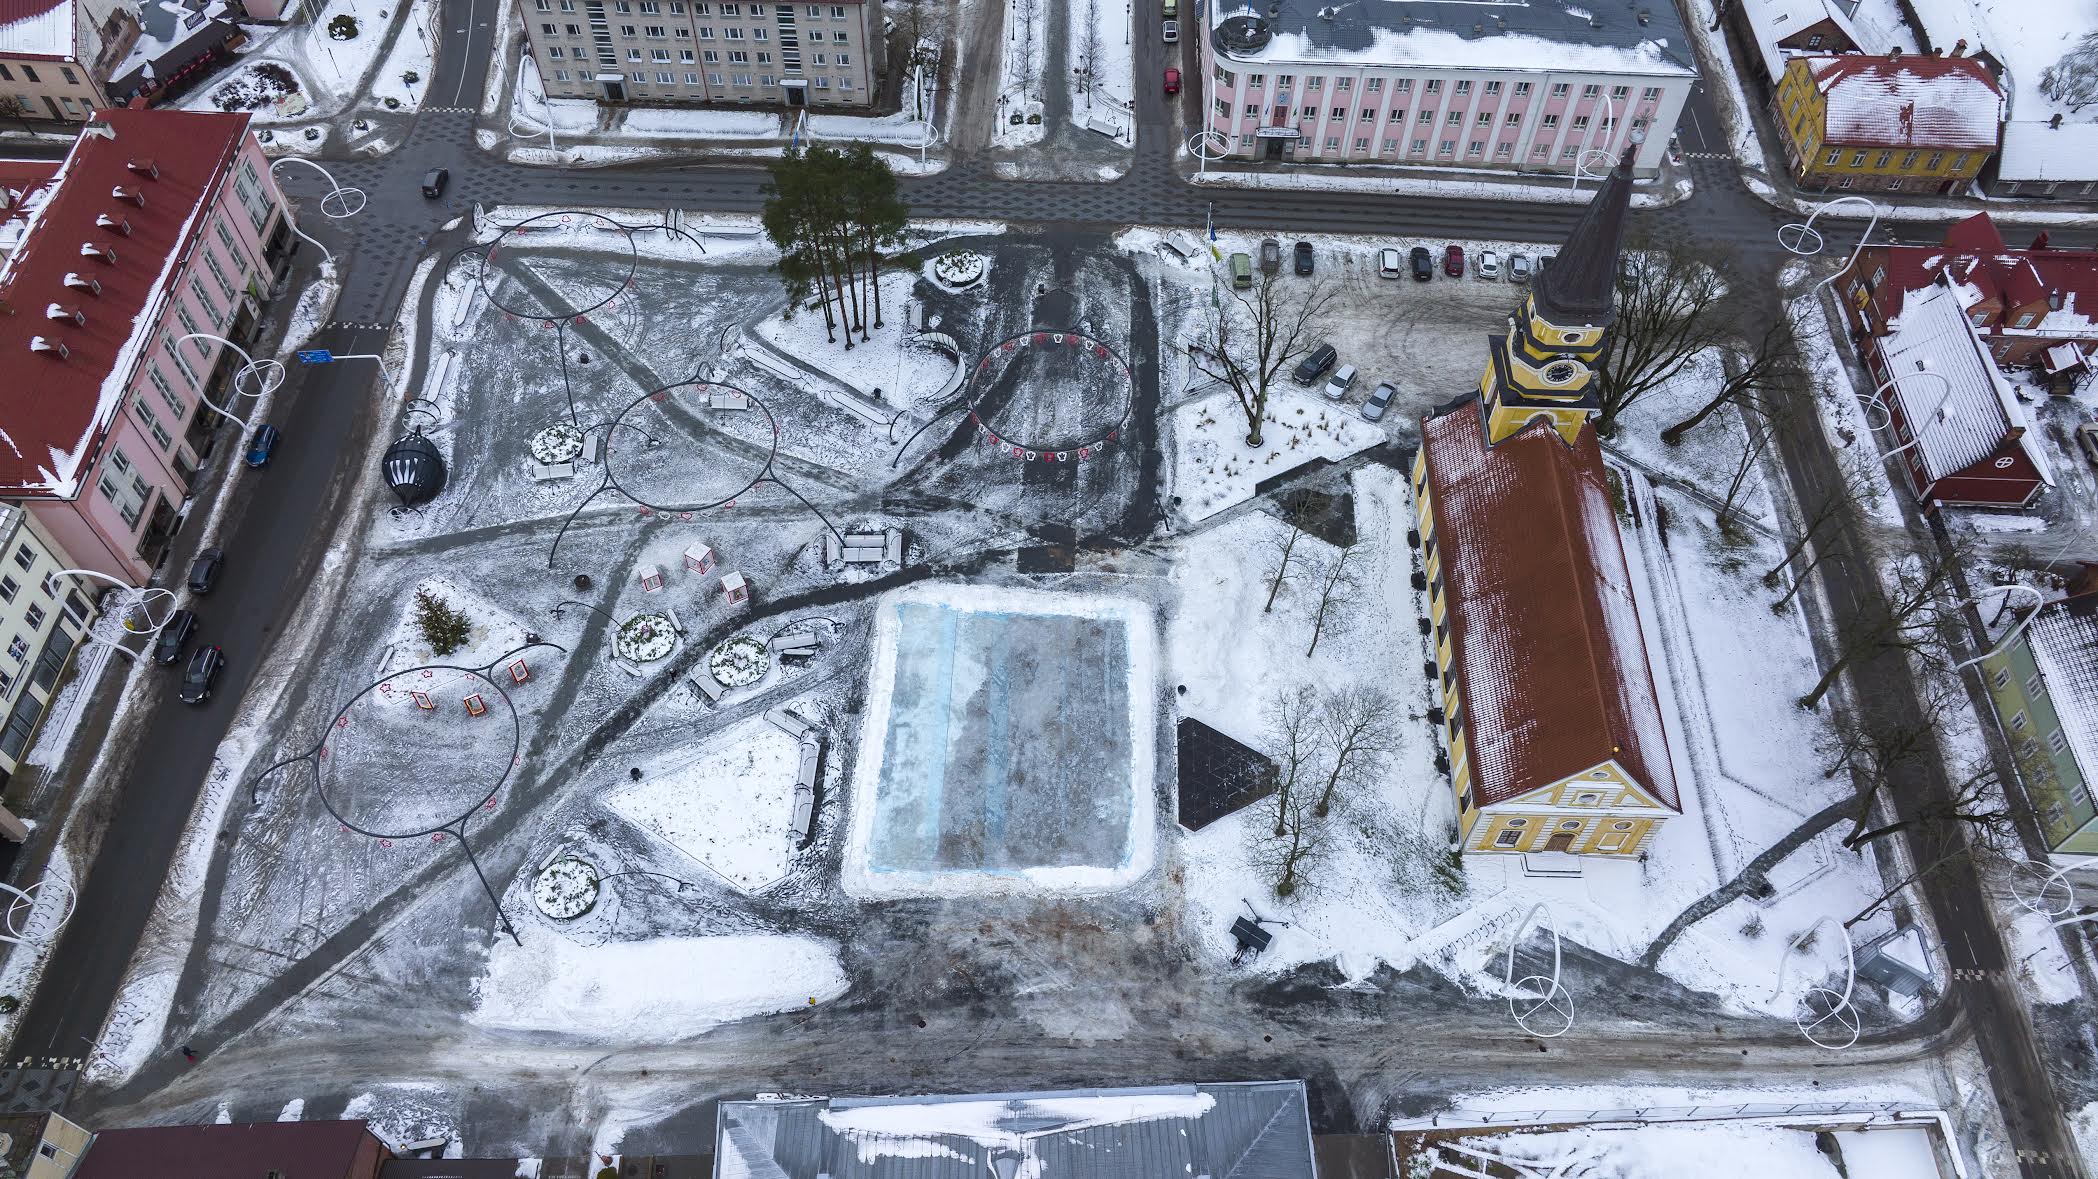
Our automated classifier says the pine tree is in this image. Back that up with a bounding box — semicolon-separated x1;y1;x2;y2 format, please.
414;589;472;656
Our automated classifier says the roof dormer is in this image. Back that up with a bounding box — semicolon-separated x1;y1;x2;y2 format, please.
111;185;145;208
44;303;85;327
62;272;102;295
125;158;159;180
95;212;133;237
29;336;69;360
79;242;117;264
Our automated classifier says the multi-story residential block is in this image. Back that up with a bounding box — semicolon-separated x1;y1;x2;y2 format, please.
1729;0;1868;89
1980;588;2098;859
525;0;880;108
0;1111;94;1177
1198;0;1693;174
1412;158;1682;858
1772;49;2001;193
0;503;98;797
0;0;139;123
0;108;294;586
1838;212;2098;376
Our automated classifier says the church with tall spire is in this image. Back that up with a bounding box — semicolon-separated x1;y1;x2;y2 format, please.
1478;151;1636;445
1409;150;1682;860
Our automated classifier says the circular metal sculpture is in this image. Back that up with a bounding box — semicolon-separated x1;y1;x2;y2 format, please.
1214;12;1271;52
1768;915;1861;1051
383;431;448;507
963;329;1136;462
1502;902;1575;1038
476;210;639;322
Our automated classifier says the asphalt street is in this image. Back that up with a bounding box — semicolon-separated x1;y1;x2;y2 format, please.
4;2;2089;1173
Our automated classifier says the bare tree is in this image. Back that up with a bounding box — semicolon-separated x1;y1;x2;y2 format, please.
1250;788;1326;898
1190;273;1338;447
1596;241;1735;436
1264;684;1326;836
1075;0;1100;109
1798;546;1963;711
2041;30;2098;112
1010;0;1042;100
1314;682;1396;817
1713;396;1778;536
0;96;35;135
1261;511;1306;613
1304;539;1364;657
1819;678;1969;847
1659;316;1804;446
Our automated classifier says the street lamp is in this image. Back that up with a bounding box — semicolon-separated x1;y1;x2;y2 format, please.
1767;915;1860;1050
175;332;283;432
1776;194;1885;295
267;157;367;266
1858;367;1956;463
1951;583;2046;674
1187;129;1229;179
48;567;178;662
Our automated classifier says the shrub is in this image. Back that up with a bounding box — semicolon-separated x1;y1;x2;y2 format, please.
328;12;358;38
413;589;472;656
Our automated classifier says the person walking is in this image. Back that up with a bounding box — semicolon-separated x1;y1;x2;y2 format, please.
179;1044;197;1064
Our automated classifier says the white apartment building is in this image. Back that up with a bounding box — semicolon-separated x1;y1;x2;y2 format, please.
0;503;96;798
526;0;880;108
1199;0;1696;174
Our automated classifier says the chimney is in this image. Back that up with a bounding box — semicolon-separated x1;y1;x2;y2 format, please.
110;185;145;208
2051;290;2066;311
2032;230;2052;251
125;157;158;179
44;303;85;326
29;336;69;359
1888;46;1902;61
1953;37;1967;56
79;242;116;264
62;272;102;295
95;212;133;236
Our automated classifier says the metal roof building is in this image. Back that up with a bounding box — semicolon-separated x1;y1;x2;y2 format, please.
715;1082;1318;1179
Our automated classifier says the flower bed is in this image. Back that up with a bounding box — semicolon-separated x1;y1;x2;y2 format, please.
708;635;770;688
532;856;600;920
615;613;677;662
931;251;987;290
529;422;585;465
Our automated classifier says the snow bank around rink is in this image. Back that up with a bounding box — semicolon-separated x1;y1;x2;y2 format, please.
470;932;848;1036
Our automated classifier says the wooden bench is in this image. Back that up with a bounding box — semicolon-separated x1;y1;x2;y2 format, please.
688;668;726;707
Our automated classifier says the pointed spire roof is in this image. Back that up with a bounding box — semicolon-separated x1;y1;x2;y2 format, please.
1533;148;1636;328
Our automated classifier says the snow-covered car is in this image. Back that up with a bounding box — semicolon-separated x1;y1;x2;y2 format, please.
1476;250;1502;280
1377;247;1402;279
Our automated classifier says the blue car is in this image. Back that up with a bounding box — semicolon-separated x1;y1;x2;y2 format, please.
245;424;281;468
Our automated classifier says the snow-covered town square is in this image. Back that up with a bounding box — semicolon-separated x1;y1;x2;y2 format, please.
9;0;2098;1174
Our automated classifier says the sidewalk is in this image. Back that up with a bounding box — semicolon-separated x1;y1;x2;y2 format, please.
1181;151;1699;207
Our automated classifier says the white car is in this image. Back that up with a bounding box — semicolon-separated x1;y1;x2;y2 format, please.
1377;247;1402;279
1476;250;1502;280
1323;363;1359;401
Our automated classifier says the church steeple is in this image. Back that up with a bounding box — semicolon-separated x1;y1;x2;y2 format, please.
1478;148;1637;446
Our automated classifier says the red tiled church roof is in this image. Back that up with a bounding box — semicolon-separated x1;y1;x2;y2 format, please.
1420;404;1680;812
0;107;250;497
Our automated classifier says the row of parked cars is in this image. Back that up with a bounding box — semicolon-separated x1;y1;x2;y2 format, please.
157;422;289;705
1231;240;1557;285
1289;344;1397;422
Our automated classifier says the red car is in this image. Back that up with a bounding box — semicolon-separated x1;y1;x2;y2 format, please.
1443;244;1465;278
1163;67;1181;95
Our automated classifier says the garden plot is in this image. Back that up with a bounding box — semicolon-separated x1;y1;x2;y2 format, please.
843;583;1157;899
990;0;1049;148
1171;389;1381;522
606;714;804;891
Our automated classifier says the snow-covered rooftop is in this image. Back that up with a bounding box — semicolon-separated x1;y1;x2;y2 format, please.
1740;0;1867;84
1417;401;1679;812
2028;592;2098;787
1903;0;2096;182
1806;52;2003;149
0;0;73;57
1209;0;1695;75
716;1083;1316;1179
1878;275;2054;486
1999;117;2098;183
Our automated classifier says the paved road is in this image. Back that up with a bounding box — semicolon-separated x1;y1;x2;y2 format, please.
8;2;2087;1173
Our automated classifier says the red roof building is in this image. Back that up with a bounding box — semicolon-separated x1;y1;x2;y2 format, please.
0;107;292;583
1413;400;1681;857
74;1119;392;1179
1838;212;2098;382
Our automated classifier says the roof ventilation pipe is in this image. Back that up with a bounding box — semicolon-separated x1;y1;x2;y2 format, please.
45;304;85;326
30;336;68;359
62;272;101;294
95;212;132;236
79;242;116;264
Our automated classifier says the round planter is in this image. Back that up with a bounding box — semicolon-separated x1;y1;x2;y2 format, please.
931;251;987;290
532;856;600;920
708;635;770;688
615;613;677;662
530;422;586;465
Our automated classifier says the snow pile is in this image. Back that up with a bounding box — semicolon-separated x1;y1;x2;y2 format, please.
607;714;803;891
1172;388;1382;522
469;932;847;1036
341;1085;460;1155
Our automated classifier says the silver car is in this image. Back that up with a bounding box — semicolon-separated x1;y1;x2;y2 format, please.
1509;253;1532;283
1361;381;1397;422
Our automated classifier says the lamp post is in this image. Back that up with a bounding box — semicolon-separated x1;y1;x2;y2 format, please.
48;567;178;662
175;332;283;432
1858;367;1956;465
1767;915;1860;1050
267;157;367;265
1187;128;1228;179
1776;194;1885;295
1951;583;2045;674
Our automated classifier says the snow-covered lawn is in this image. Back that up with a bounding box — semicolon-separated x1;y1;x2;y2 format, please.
1422;1121;1945;1179
1170;388;1381;522
752;270;956;404
363;0;436;113
1188;166;1692;207
606;713;802;891
1792;289;1908;527
470;932;847;1036
1063;0;1131;140
624;108;782;138
382;576;532;672
991;0;1048;148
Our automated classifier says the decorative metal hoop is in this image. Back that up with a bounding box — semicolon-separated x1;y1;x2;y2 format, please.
1502;902;1575;1038
0;877;75;947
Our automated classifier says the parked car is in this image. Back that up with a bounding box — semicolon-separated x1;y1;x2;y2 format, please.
1361;381;1397;422
152;608;198;667
179;645;225;705
1443;244;1464;278
1409;246;1434;282
1292;342;1338;385
1162;0;1177;15
1322;363;1358;402
1293;239;1314;275
1509;253;1532;283
1163;66;1181;94
1476;250;1502;280
1161;17;1178;41
245;423;281;468
1377;247;1402;279
188;548;224;595
1229;251;1253;288
1259;238;1282;275
420;168;448;198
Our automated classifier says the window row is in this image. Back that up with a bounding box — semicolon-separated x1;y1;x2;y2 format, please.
550;69;849;89
1214;69;1662;103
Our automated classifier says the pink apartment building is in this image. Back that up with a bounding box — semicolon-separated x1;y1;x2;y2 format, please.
1199;0;1695;173
0;107;293;586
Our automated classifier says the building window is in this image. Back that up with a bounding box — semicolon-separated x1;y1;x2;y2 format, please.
1416;109;1431;124
702;48;718;60
1324;136;1339;149
1494;141;1513;156
1439;139;1455;154
1247;73;1266;87
1824;148;1841;166
1610;84;1629;98
1953;154;1970;171
1412;138;1427;153
1331;106;1345;119
652;47;671;59
1571;115;1590;131
2050;728;2071;755
1562;146;1578;160
1484;79;1501;95
1445;111;1460;126
1454;79;1471;94
548;44;563;56
1850;151;1867;167
686;72;701;83
646;23;665;34
1505;112;1520;125
834;51;847;63
1837;176;1853;188
1335;77;1351;91
1388;108;1404;122
1514;81;1531;96
725;26;742;37
680;48;695;60
732;72;752;84
1550;82;1568;97
1466;140;1483;155
0;578;15;604
1382;137;1397;152
554;68;570;80
697;23;713;35
1581;83;1599;97
1494;827;1521;847
6;637;25;663
1365;77;1381;92
1475;112;1491;127
1243;103;1259;116
1306;76;1323;90
1239;134;1255;148
1352;136;1367;150
1394;77;1411;91
1874;150;1891;168
729;48;748;61
12;546;32;572
2012;710;2029;733
23;604;43;631
1424;78;1441;93
1900;150;1918;169
1540;113;1558;128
